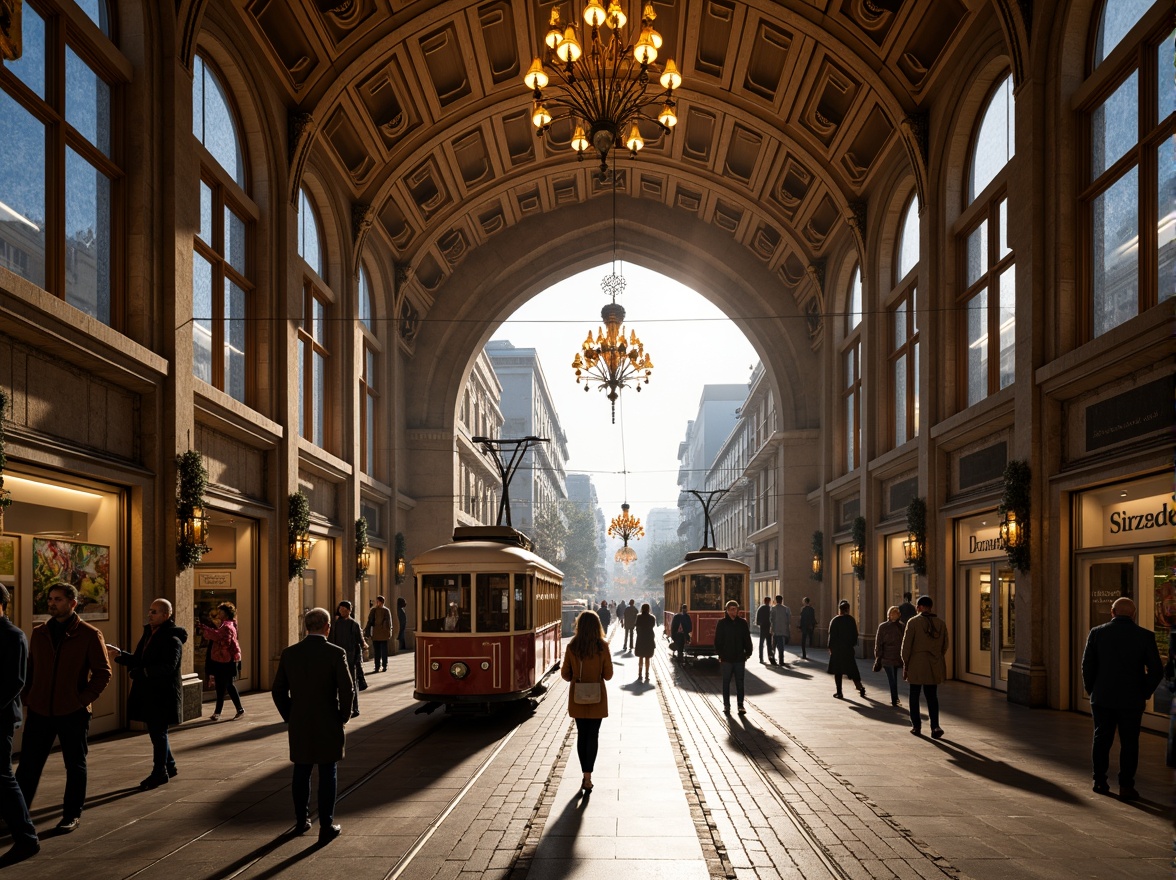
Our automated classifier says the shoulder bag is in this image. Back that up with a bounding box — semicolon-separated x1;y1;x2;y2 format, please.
573;653;602;704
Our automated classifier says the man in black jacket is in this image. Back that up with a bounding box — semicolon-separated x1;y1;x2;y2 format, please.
0;585;38;866
755;597;773;665
1081;596;1163;800
714;600;753;715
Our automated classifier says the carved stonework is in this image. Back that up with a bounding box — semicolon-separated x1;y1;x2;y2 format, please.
399;298;420;343
352;202;374;242
1;0;22;61
805;259;826;297
846;199;867;233
805;296;823;343
288;111;315;164
901;112;929;166
393;263;411;288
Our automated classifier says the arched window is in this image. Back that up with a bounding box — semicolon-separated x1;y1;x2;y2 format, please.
0;1;122;325
959;74;1016;408
297;188;330;449
357;265;380;477
890;196;920;447
842;265;863;472
192;53;254;403
1082;1;1173;339
75;0;112;36
297;187;322;278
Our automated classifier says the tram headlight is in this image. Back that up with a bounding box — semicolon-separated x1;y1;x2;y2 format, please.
450;661;470;680
430;661;440;671
480;661;490;670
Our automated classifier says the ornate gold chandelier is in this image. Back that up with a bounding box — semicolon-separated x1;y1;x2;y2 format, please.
524;1;683;175
572;285;653;423
608;502;643;566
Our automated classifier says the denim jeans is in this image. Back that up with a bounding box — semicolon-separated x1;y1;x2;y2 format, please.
800;627;814;657
372;640;389;670
146;720;175;777
574;718;602;772
0;718;37;847
292;762;338;827
773;635;786;662
720;661;746;709
883;665;900;703
15;708;90;819
758;630;772;662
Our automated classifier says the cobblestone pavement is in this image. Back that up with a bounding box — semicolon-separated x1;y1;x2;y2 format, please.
2;634;1170;879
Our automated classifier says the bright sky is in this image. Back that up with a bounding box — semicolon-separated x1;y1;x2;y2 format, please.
489;262;759;531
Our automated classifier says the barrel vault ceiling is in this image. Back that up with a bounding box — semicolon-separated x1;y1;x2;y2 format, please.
235;0;988;325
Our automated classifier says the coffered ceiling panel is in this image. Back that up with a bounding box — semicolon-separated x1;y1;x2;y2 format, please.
235;0;984;312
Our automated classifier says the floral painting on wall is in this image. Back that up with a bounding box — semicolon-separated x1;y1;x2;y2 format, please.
32;539;110;621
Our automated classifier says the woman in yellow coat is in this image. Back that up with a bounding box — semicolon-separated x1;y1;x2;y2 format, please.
560;610;614;793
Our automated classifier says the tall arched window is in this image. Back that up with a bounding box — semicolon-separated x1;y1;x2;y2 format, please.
297;187;330;449
192;53;254;403
0;0;122;325
959;74;1015;408
1082;1;1173;338
842;266;863;472
890;196;921;447
357;265;380;477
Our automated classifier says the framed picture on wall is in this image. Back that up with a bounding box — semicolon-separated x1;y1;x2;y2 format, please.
32;539;111;621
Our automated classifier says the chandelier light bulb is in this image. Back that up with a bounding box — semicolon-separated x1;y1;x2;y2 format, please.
556;25;582;63
659;59;681;91
658;102;677;128
571;124;590;153
583;0;607;28
524;58;549;92
625;122;645;153
633;29;657;65
546;7;563;47
606;0;626;29
532;102;553;129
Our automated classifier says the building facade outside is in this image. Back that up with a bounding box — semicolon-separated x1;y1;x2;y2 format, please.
455;350;503;528
676;385;747;550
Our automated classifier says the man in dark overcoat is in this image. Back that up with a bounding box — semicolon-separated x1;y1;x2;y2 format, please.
1081;596;1163;801
272;607;353;843
108;598;187;790
0;585;38;865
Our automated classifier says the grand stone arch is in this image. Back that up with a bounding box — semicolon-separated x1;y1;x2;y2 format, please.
401;194;821;555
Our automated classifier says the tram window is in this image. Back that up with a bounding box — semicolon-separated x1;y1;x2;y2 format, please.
421;573;470;632
514;578;530;630
725;574;744;605
691;574;723;610
476;573;510;633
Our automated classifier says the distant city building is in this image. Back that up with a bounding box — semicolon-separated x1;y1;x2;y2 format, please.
485;340;570;534
644;507;680;547
566;473;608;587
455;350;503;526
676;384;746;549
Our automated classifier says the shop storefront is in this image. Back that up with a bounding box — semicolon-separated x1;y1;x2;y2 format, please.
0;469;124;736
954;512;1016;692
884;532;918;616
193;511;258;698
1073;472;1174;732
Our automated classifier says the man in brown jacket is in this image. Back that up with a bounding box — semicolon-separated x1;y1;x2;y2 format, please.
16;582;112;834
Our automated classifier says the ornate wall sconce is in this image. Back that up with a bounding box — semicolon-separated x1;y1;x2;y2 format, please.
288;491;312;580
176;450;211;569
810;529;823;581
999;459;1031;573
999;509;1023;549
904;497;928;577
902;531;924;566
395;531;407;584
355;516;370;582
396;556;406;578
850;515;866;580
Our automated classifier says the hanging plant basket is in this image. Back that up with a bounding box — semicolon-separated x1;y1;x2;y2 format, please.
999;460;1031;573
905;497;928;577
288;492;312;580
176;450;212;569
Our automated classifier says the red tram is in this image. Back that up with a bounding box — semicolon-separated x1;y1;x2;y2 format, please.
413;526;563;711
663;552;750;661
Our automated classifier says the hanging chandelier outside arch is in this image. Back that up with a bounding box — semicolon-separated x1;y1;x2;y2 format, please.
609;502;644;566
524;1;684;175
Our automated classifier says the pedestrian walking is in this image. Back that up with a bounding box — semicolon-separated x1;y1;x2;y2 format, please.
756;596;774;664
364;596;393;673
560;610;613;794
714;600;753;715
897;592;917;626
199;602;245;720
901;595;949;737
799;597;816;660
0;585;38;866
622;600;638;651
272;607;353;843
328;601;366;717
598;600;611;632
108;599;186;790
770;596;791;666
16;582;112;834
670;604;692;663
1081;596;1163;800
396;597;408;652
634;603;656;682
828;600;866;699
874;606;905;707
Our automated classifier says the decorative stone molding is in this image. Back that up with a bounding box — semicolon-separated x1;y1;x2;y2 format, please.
351;202;374;276
287;111;317;205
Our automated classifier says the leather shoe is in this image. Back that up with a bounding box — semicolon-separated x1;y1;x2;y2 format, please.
55;818;80;834
737;706;747;715
1119;786;1140;801
1092;781;1110;794
295;819;313;835
0;841;40;866
930;728;945;739
318;824;342;844
166;765;178;778
140;774;169;790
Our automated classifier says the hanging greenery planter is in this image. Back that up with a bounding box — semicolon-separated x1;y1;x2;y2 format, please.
288;492;312;580
355;516;370;582
999;459;1031;573
0;388;11;533
395;531;407;584
176;450;211;569
904;497;928;577
810;529;823;581
850;516;867;580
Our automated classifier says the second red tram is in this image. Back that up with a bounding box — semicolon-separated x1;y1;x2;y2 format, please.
663;552;750;660
412;526;563;710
